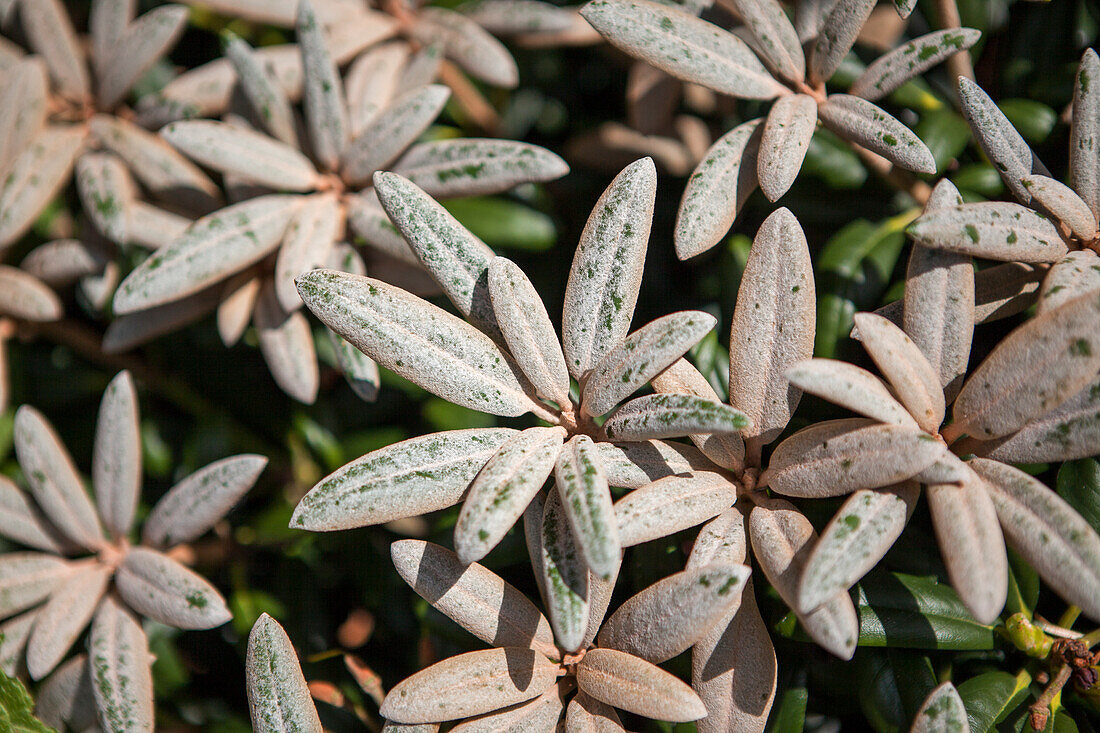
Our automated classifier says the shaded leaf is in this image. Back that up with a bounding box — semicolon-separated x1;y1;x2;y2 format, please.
0;266;63;322
555;435;619;580
728;0;804;82
603;393;750;440
565;692;626;732
115;547;232;629
785;359;919;428
540;488;589;651
343;85;451;187
76;152;136;244
0;126;85;248
26;564;110;680
810;0;876;84
93;371;141;538
411;7;519;88
1038;249;1100;313
0;553;71;618
1021;174;1097;241
0;476;68;553
0;59;47;175
97;5;188;110
957;77;1037;202
576;648;706;722
758;94;816;202
818;95;936;174
298;0;348;170
1071;49;1099;217
255;282;320;404
615;472;733;547
854;312;945;433
451;680;569;732
222;31;298;147
907;202;1066;263
651;358;746;470
595;439;715;488
19;0;89;100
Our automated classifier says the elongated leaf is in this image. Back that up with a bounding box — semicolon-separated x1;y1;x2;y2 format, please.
454;427;565;564
97;5;188;110
76;153;135;244
1021;174;1097;241
1039;249;1100;314
115;547;231;629
342;85;451;186
452;680;568;732
907;202;1067;263
144;454;266;548
391;540;559;659
749;499;859;659
21;239;106;288
0;553;71;617
246;614;322;733
345;41;407;135
603;393;750;440
729;207;816;446
298;0;348;170
461;0;575;34
729;0;803;82
396;139;569;199
577;647;706;721
324;242;380;400
675;119;762;259
818;95;936;174
580;0;786;99
345;190;419;264
810;0;875;84
26;564;110;680
615;472;733;547
926;469;1007;625
297;271;538;415
0;59;46;175
555;435;619;580
255;281;320;404
974;374;1100;464
90;596;154;733
688;506;748;570
565;692;626;732
162;120;320;192
851;29;981;101
786;359;919;428
582;310;716;416
372;171;499;336
854;313;946;433
692;577;777;733
595;439;714;488
971;458;1100;620
0;267;62;322
411;7;519;87
0;126;85;248
651;358;746;470
14;406;104;550
92;371;141;538
273;193;340;311
1071;49;1099;217
957;78;1045;203
221;31;298;147
487;258;571;406
599;564;748;663
35;653;98;731
380;648;558;724
952;288;1100;440
0;476;67;553
798;483;917;614
20;0;89;101
293;428;514;531
115;195;299;313
103;286;221;354
564;163;655;378
973;262;1045;325
540;488;589;651
762;422;943;497
911;682;969;733
757;94;816;202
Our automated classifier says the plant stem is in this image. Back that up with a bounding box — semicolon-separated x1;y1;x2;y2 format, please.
1029;664;1071;731
438;61;501;134
850;143;933;207
935;0;976;85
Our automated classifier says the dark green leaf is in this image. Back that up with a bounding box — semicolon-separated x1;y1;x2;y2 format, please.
801;128;867;189
956;670;1031;733
998;99;1057;143
0;668;56;732
855;649;937;733
1004;548;1040;619
951;164;1005;198
1057;459;1100;534
766;679;808;733
915;109;972;172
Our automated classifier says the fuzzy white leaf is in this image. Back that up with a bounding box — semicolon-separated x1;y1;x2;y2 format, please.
910;682;969;733
651;358;746;471
144;454;267;548
103;287;221;354
603;393;751;441
91;0;137;75
274;193;341;312
411;7;519;88
0;476;68;553
0;553;71;617
1071;49;1100;217
298;0;348;170
675;119;762;259
97;5;188;110
26;564;111;680
688;506;748;569
461;0;576;35
540;488;590;651
595;439;715;489
577;648;706;722
818;95;936;174
222;274;261;347
1021;174;1098;241
555;435;619;580
222;31;299;147
395;139;570;198
92;371;141;538
115;546;232;629
1038;249;1100;314
246;614;323;733
344;191;419;265
851;29;981;101
615;472;733;547
89;596;154;733
391;540;559;659
345;41;408;135
0;58;47;175
0;126;85;248
785;359;919;428
19;0;89;100
757;94;816;202
342;85;451;187
728;0;803;82
958;77;1039;202
809;0;875;84
0;266;63;321
563;157;655;377
907;202;1067;263
255;281;320;404
76;153;136;244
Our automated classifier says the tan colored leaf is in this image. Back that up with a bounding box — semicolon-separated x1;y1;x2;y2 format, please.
454;427;565;564
0;552;71;617
688;506;748;569
907;202;1067;263
92;371;141;538
0;266;62;322
273;193;341;312
651;358;746;471
728;0;804;82
298;0;348;170
1022;174;1097;241
345;41;408;135
391;540;559;659
89;596;154;733
853;312;945;432
1071;49;1099;217
116;546;231;629
973;262;1045;324
246;614;323;733
729;207;816;446
75;152;136;244
595;439;715;489
26;563;111;680
818;95;936;173
785;359;919;428
34;653;98;731
0;58;47;174
412;7;520;87
0;476;68;553
460;0;576;35
951;289;1100;440
97;5;188;110
255;282;320;404
757;94;816;202
851;29;981;101
0;126;85;248
810;0;876;84
565;692;625;732
19;0;89;100
577;648;706;722
379;648;558;724
451;680;569;732
1038;249;1100;313
20;239;104;288
615;472;733;547
342;85;451;187
222;31;299;147
344;191;419;265
563;157;655;378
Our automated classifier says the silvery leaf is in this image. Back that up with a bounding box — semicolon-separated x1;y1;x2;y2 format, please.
555;435;619;580
273;193;340;312
951;288;1100;440
971;458;1100;621
115;546;232;629
973;262;1045;324
97;5;189;110
92;371;141;538
794;0;838;42
342;85;451;187
582;310;717;417
687;506;748;569
595;439;715;489
391;539;559;660
222;31;299;147
395;139;569;198
19;0;89;100
599;564;749;663
675;119;762;259
380;648;558;724
757;95;816;202
26;563;111;680
580;0;787;99
0;476;68;553
785;359;919;428
345;41;408;135
90;596;154;733
817;95;937;174
454;426;565;564
0;126;86;248
114;195;300;314
651;358;746;471
292;428;515;531
907;202;1067;263
90;0;137;76
728;0;803;82
910;682;969;733
615;472;733;547
0;266;63;321
576;648;706;722
0;58;47;175
255;283;320;403
325;242;380;400
103;287;221;354
958;77;1039;202
1021;174;1098;241
603;393;750;441
0;553;71;617
77;152;137;246
1038;249;1100;313
729;207;815;447
460;0;576;34
411;7;519;88
563;157;655;378
1071;49;1099;217
809;0;876;84
797;483;917;614
144;454;267;548
298;0;348;170
14;406;104;550
850;29;981;101
540;488;589;651
34;653;97;731
246;614;323;733
344;191;419;265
